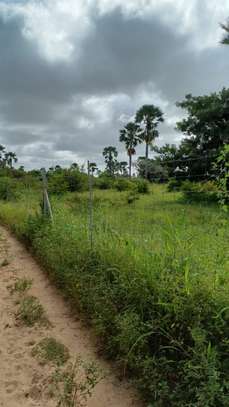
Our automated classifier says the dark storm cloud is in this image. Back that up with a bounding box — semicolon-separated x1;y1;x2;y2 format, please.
0;2;229;168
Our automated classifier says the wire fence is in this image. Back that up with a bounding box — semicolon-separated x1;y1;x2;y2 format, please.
40;156;225;251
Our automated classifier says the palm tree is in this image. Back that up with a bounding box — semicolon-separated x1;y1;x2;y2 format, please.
135;105;164;160
221;20;229;44
119;161;128;177
5;152;18;168
89;162;98;175
0;145;6;167
70;163;79;171
103;146;118;177
119;122;140;177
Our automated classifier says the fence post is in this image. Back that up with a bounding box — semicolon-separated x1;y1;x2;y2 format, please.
87;161;93;250
41;168;53;221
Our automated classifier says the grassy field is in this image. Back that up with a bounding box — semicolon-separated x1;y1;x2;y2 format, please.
0;184;228;406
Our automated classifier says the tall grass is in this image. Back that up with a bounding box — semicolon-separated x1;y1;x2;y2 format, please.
0;185;228;406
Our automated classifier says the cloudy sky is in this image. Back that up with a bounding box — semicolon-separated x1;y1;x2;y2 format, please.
0;0;229;169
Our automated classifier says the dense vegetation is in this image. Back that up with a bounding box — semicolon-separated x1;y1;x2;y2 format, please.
0;80;228;405
0;172;228;406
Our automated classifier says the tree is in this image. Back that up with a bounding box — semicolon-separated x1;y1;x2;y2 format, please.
5;152;18;168
102;146;118;177
135;104;164;160
119;122;140;177
70;163;79;171
89;162;98;175
176;89;229;179
215;145;229;209
153;144;180;178
118;161;128;177
0;145;5;167
221;20;229;45
136;157;168;182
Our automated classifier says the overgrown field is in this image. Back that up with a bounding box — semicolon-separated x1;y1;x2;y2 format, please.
0;185;228;406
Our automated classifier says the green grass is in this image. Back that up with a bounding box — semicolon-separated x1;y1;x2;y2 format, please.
9;277;33;294
0;184;228;406
32;337;70;366
16;296;48;327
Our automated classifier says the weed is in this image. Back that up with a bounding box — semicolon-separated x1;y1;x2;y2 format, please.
9;277;32;294
16;296;48;327
32;337;69;366
50;358;101;407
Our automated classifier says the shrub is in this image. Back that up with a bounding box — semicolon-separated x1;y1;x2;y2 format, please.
215;145;229;211
48;173;69;195
16;296;48;326
0;177;18;201
32;337;69;366
64;171;87;193
180;180;219;203
96;176;113;190
132;179;149;194
114;178;133;192
167;178;183;192
48;170;87;195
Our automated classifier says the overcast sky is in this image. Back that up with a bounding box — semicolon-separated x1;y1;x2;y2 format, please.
0;0;229;169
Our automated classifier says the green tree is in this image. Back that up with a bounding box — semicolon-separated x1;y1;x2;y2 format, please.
221;20;229;44
102;146;118;177
135;105;164;160
215;145;229;209
70;163;79;171
137;157;168;182
176;89;229;179
118;161;128;177
119;122;140;177
89;162;98;175
5;152;18;168
0;145;6;167
153;144;180;178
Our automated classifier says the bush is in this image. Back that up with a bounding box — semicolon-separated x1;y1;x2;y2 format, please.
132;178;149;194
48;170;87;195
96;176;114;190
167;178;183;192
215;145;229;211
180;181;219;203
114;178;133;192
0;177;19;201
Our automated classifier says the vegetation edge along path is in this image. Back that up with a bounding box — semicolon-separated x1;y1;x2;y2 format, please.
0;225;142;407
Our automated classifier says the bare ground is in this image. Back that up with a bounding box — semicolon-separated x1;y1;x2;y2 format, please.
0;226;143;407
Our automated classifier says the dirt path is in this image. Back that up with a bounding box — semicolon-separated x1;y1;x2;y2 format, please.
0;226;143;407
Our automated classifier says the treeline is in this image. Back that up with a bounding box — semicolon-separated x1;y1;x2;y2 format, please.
101;89;229;185
0;87;228;207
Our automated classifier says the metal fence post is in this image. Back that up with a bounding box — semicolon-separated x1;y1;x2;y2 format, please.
41;168;53;221
87;161;93;250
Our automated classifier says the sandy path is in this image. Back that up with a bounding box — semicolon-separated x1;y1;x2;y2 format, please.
0;226;143;407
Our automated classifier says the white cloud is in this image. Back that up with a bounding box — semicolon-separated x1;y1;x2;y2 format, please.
0;0;228;64
0;0;93;62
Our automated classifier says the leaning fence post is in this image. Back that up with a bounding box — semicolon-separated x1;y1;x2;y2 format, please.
87;161;93;250
41;168;53;222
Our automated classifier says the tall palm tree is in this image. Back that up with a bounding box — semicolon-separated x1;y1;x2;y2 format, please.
119;122;140;177
103;146;118;177
221;20;229;44
135;104;164;160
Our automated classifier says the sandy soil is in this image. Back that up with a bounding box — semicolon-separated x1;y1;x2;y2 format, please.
0;226;143;407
